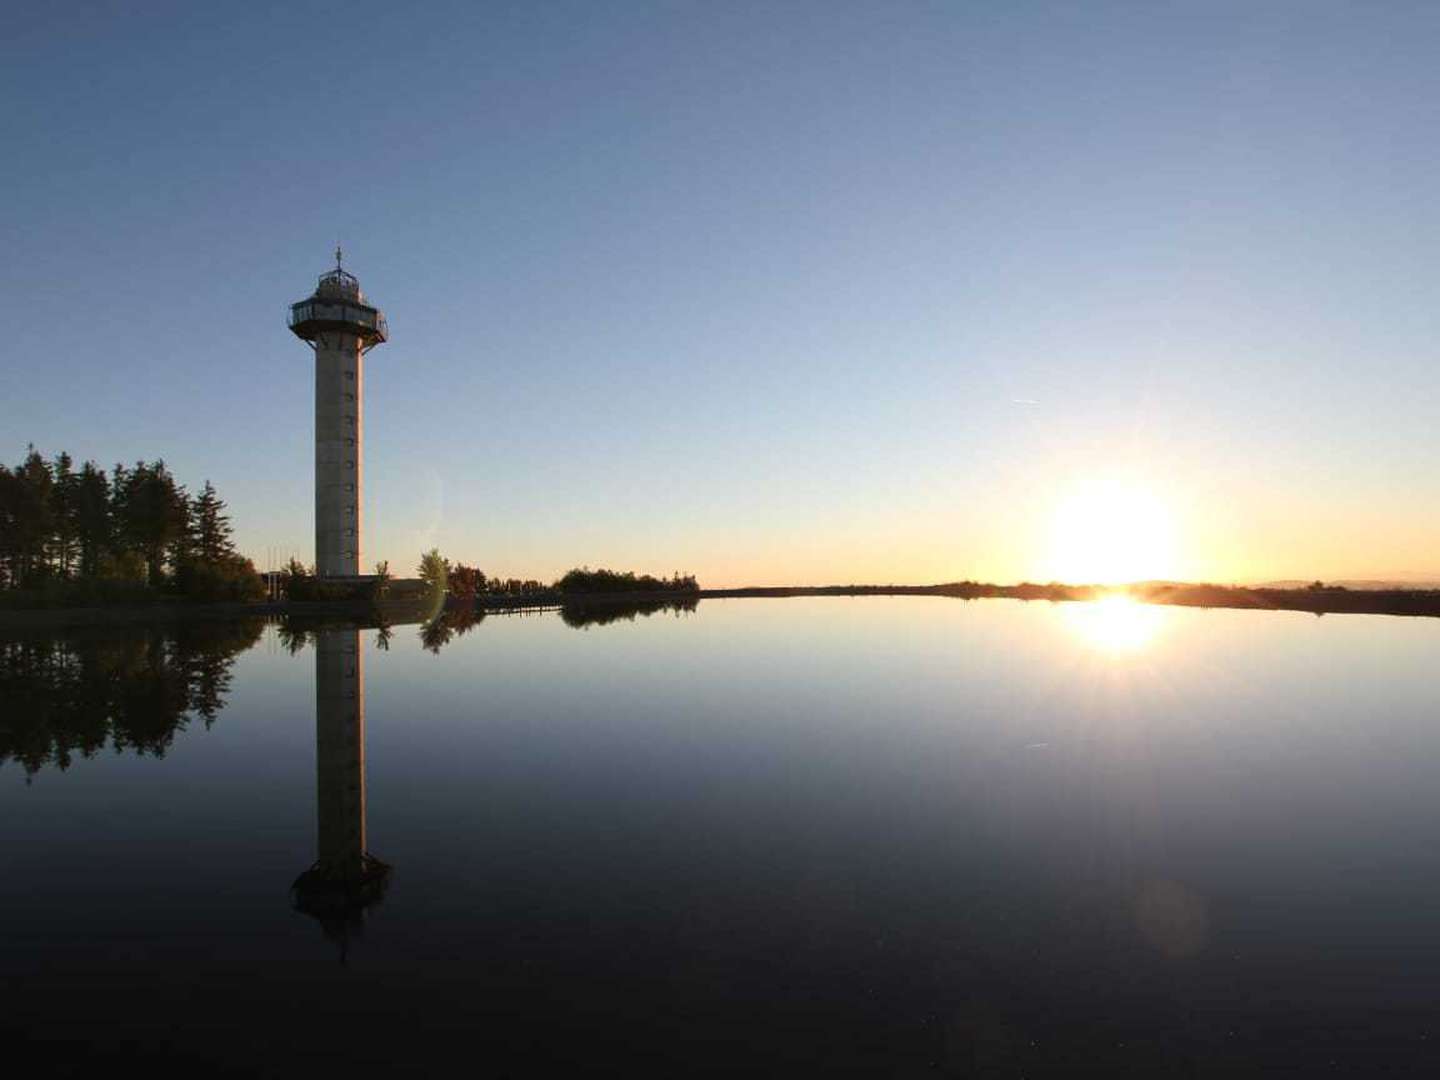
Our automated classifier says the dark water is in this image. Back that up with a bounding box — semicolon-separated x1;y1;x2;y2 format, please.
4;597;1440;1076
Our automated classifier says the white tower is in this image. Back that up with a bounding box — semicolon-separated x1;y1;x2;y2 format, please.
288;250;388;578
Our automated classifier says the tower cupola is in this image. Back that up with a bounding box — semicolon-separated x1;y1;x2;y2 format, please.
289;247;388;351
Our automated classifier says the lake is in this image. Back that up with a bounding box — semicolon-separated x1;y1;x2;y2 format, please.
4;596;1440;1075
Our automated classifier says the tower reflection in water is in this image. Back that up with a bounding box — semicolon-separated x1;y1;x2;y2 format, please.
291;627;391;956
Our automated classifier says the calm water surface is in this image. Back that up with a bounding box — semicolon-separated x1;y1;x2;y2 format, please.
4;597;1440;1076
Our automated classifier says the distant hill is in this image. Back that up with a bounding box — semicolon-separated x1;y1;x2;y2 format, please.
1255;577;1440;591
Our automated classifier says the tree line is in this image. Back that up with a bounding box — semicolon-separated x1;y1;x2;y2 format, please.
415;550;699;599
0;446;263;604
556;567;699;594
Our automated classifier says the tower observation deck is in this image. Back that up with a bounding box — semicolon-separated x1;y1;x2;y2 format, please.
288;250;387;578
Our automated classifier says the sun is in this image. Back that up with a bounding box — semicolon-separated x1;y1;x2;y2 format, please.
1045;476;1179;585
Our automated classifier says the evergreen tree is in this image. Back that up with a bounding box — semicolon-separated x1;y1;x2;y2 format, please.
167;487;195;570
0;447;254;604
191;481;235;562
13;447;55;586
51;452;79;577
0;464;16;588
117;460;188;584
73;462;112;579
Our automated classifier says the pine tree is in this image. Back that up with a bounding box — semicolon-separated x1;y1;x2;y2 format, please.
191;481;235;563
166;486;195;570
0;449;256;600
51;452;79;577
0;464;16;588
117;460;188;585
13;447;55;586
74;462;112;579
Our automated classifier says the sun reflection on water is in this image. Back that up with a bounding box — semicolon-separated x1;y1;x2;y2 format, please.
1061;594;1167;654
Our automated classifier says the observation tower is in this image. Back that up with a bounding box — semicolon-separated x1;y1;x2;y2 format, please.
287;249;388;578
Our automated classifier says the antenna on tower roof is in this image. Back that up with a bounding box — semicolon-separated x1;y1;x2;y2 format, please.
335;243;343;271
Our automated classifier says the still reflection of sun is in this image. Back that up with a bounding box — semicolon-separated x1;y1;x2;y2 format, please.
1062;594;1166;653
1047;477;1178;585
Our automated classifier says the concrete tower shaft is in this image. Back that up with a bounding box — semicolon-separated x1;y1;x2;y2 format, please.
288;251;387;578
314;334;364;576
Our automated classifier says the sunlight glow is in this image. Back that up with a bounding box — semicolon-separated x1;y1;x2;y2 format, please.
1046;477;1179;585
1061;594;1167;653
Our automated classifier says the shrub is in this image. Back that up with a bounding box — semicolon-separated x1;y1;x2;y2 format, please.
175;555;265;602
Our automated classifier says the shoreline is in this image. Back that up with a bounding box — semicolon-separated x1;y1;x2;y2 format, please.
479;581;1440;621
699;582;1440;618
4;581;1439;632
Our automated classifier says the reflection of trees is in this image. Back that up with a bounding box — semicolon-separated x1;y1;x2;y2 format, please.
560;596;698;628
275;620;313;655
0;620;264;778
276;615;397;656
420;606;484;654
412;597;701;653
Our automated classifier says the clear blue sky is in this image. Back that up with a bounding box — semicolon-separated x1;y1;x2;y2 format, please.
4;2;1438;584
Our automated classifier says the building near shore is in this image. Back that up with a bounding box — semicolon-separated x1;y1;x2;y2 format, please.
287;250;388;578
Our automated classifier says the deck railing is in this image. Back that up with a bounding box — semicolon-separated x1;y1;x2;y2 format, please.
289;301;388;339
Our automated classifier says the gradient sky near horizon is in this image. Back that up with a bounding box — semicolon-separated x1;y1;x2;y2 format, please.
4;2;1438;586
